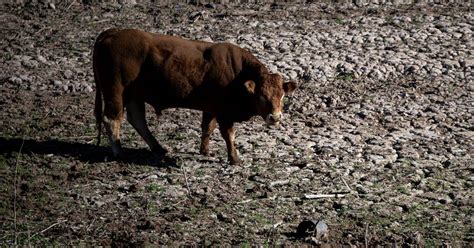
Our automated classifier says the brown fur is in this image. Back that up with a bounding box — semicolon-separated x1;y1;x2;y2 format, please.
93;28;296;164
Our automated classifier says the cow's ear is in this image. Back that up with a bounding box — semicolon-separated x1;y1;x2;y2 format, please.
244;80;256;94
283;81;297;94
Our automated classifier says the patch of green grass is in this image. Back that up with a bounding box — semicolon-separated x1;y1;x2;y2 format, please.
14;162;31;177
335;17;345;25
188;207;200;217
195;169;205;177
371;182;383;189
263;241;271;248
447;84;455;93
425;180;441;192
2;52;13;61
147;202;159;214
385;16;395;25
336;72;353;82
406;202;422;213
251;212;269;225
405;214;425;229
83;124;96;135
3;222;59;246
370;215;393;227
0;200;9;217
0;154;8;171
250;165;260;173
172;133;187;141
34;192;50;205
145;183;164;193
424;238;437;247
396;185;409;195
173;222;184;232
240;240;251;248
364;94;376;101
397;158;413;166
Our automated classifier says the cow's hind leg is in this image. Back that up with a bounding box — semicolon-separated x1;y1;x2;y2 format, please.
103;97;124;158
125;100;168;155
200;112;217;156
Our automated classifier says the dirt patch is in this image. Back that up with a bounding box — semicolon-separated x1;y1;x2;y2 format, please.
1;1;473;246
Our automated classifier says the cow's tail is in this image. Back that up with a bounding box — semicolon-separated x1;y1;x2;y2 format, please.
93;29;120;146
93;31;107;147
93;46;103;147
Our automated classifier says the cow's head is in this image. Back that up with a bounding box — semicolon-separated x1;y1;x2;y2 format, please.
245;73;297;125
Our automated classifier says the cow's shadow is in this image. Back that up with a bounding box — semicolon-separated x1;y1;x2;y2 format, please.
0;137;177;167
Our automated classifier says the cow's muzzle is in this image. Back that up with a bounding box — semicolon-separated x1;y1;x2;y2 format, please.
265;112;282;125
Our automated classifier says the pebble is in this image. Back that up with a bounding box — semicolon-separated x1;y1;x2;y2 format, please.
53;80;62;87
22;59;38;69
287;70;298;80
9;76;22;84
37;55;47;64
85;85;93;92
64;70;73;79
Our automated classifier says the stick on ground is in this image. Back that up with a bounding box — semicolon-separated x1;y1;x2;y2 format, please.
14;137;25;246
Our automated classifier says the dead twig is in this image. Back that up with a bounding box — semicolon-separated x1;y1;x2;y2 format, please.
27;225;31;248
28;220;67;242
172;199;188;207
181;164;192;196
447;166;472;171
66;0;76;10
14;137;25;246
365;222;369;248
341;176;353;192
34;27;52;36
303;192;348;199
238;199;253;204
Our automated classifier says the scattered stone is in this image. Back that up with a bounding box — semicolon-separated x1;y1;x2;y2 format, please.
53;80;63;87
0;3;471;243
269;179;290;187
64;70;73;79
296;219;329;240
9;76;22;84
37;55;47;64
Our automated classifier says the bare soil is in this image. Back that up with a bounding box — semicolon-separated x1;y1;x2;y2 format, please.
1;1;472;246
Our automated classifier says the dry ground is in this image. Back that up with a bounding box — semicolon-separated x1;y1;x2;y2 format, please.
1;1;473;246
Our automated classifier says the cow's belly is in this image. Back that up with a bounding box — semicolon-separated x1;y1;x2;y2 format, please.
138;85;214;112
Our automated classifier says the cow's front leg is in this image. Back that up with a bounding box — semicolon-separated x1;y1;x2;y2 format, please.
218;120;240;165
200;112;217;156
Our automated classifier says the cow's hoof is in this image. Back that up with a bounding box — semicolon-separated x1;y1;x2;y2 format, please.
112;152;126;161
229;157;241;165
199;147;210;156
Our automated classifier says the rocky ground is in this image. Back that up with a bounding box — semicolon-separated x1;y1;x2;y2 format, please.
1;1;473;246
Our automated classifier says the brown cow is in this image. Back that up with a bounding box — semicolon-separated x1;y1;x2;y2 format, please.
93;28;296;164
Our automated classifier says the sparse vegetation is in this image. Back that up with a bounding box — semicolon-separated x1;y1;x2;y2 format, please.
0;1;471;247
336;72;354;82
